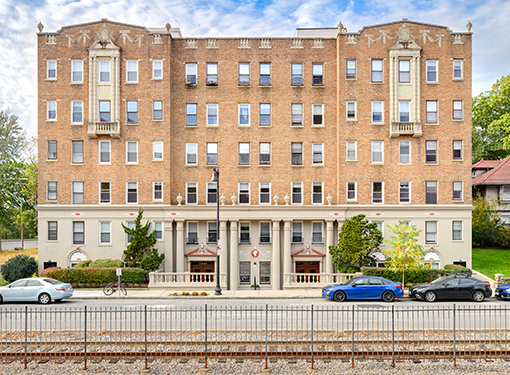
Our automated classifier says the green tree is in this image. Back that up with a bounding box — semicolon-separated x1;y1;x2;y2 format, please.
0;254;38;283
121;207;165;272
472;73;510;162
472;194;502;248
329;214;382;273
382;222;425;286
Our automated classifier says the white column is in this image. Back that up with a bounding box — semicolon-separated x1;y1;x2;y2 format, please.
325;220;335;274
164;220;174;272
283;220;292;287
175;220;185;272
230;220;238;291
220;220;227;286
271;220;281;290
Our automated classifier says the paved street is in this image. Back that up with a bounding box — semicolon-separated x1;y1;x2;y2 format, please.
1;239;37;250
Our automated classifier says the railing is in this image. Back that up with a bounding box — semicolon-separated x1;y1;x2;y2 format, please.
285;272;362;288
390;122;422;137
149;272;227;289
87;122;120;138
1;305;509;372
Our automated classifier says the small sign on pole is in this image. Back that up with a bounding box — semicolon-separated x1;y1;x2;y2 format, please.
116;268;122;276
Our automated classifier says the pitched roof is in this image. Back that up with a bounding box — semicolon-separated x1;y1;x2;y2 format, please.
472;159;501;170
472;157;510;185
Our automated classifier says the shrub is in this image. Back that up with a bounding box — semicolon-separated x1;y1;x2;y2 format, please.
200;292;208;296
88;259;123;268
1;254;38;283
171;292;178;296
191;291;199;296
181;291;190;296
362;267;447;286
40;267;145;285
444;264;472;275
74;260;92;268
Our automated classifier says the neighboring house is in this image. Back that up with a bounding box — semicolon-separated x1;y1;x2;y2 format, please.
37;19;472;290
472;157;510;226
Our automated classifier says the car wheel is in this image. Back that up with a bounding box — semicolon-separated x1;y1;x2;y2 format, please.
0;294;3;303
382;291;395;302
38;293;51;305
424;291;437;302
472;290;485;302
333;291;346;302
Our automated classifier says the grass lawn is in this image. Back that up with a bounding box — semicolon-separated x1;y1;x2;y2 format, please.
0;247;38;286
473;248;510;279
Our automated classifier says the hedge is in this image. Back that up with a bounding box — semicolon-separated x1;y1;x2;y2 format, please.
40;267;146;286
75;259;123;268
361;265;472;285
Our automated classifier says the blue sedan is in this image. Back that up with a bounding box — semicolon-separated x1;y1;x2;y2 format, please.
495;283;510;299
322;276;403;302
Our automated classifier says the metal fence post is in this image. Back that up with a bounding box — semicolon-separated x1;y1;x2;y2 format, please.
143;305;149;372
201;304;210;372
24;306;27;370
453;304;456;367
351;305;355;368
310;304;316;371
262;304;270;373
84;306;87;370
392;305;395;368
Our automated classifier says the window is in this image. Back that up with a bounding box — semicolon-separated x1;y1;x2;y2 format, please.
239;63;250;85
240;222;250;244
259;182;271;204
372;141;383;163
291;143;303;165
207;104;218;125
126;101;138;123
207;143;218;165
372;101;383;123
426;221;437;244
312;63;323;85
375;221;384;238
186;63;197;85
187;222;198;244
154;222;163;240
259;143;270;165
313;104;323;125
453;60;463;79
453;101;463;119
292;182;302;204
207;182;217;204
206;63;218;85
346;141;356;160
47;181;57;200
47;140;57;159
126;141;138;163
312;182;323;204
71;60;83;82
207;222;217;243
426;181;437;204
47;221;57;241
399;60;410;82
153;181;163;200
47;60;56;79
291;104;303;125
346;60;356;79
72;140;83;163
127;60;138;82
452;221;462;240
186;143;197;165
125;221;135;243
153;60;162;79
399;141;410;163
100;182;110;204
260;222;271;243
72;181;84;204
186;104;197;126
453;181;463;200
99;61;110;82
312;143;323;164
292;222;303;243
100;222;111;244
453;140;462;159
399;101;410;122
312;222;323;243
346;101;356;120
127;182;138;203
260;104;271;126
239;142;250;165
153;141;163;160
347;181;356;200
187;183;197;204
153;101;162;120
426;101;438;123
426;60;437;82
399;181;410;203
239;182;250;204
426;140;437;163
372;60;383;82
99;101;110;122
73;222;84;244
239;104;250;125
47;101;56;120
239;262;251;284
99;141;110;163
259;63;270;86
372;182;383;203
72;101;83;123
291;63;303;85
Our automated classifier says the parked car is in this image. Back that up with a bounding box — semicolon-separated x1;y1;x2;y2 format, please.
0;277;73;304
409;275;491;302
322;276;403;302
495;283;510;299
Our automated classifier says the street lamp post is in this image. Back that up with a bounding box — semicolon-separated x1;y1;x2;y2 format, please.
211;168;222;295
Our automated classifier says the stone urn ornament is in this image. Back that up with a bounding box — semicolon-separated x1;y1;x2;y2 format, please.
284;194;290;206
231;193;237;205
176;193;182;206
220;193;226;206
273;194;279;205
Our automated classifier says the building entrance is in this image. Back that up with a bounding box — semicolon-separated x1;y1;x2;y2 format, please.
190;261;215;282
295;261;320;283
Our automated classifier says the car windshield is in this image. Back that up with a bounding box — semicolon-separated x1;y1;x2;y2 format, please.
430;276;450;285
43;278;62;285
342;278;357;286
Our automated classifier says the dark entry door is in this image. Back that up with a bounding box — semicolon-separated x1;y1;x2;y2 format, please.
190;261;215;282
296;261;320;283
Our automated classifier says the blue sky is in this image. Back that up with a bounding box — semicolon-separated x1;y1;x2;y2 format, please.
0;0;509;136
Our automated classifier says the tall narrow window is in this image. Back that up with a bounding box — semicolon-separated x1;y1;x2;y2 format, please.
206;63;218;85
291;104;303;125
426;141;437;163
239;183;250;204
426;222;437;244
372;101;383;123
372;141;383;163
126;60;138;82
100;61;110;82
239;262;250;284
207;143;218;165
186;104;197;126
126;101;138;123
186;63;197;85
100;182;110;204
259;143;270;165
346;60;356;79
239;104;250;125
452;221;462;240
426;101;438;123
312;182;323;204
126;141;138;163
372;182;383;204
154;222;163;240
399;60;410;82
207;104;218;126
239;63;250;85
260;104;271;126
153;60;162;79
292;182;302;204
453;101;463;119
453;181;463;200
399;141;410;163
207;183;217;204
47;101;56;120
47;140;57;159
186;143;197;165
72;101;83;123
187;222;198;244
292;222;303;243
153;101;162;120
399;101;410;122
259;182;270;204
399;181;410;203
453;140;462;160
371;60;383;82
291;64;303;86
426;181;438;204
346;102;356;120
153;181;163;200
259;63;270;86
47;60;56;79
313;104;323;125
72;181;84;204
127;182;138;203
312;63;323;85
71;60;83;83
187;183;197;204
72;140;83;163
47;181;57;200
346;141;356;160
347;181;356;200
291;143;303;165
47;221;58;241
312;143;323;165
426;60;438;82
260;222;271;243
153;141;163;160
312;222;323;243
99;141;110;163
453;60;463;79
239;143;250;165
73;222;84;244
99;101;110;122
125;221;135;243
100;222;111;244
208;222;217;243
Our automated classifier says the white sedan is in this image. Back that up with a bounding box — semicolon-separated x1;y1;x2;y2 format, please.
0;277;73;304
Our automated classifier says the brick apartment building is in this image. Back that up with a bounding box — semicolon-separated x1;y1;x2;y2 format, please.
37;18;473;290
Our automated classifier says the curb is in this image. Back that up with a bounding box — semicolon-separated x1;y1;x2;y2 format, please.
70;296;325;300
